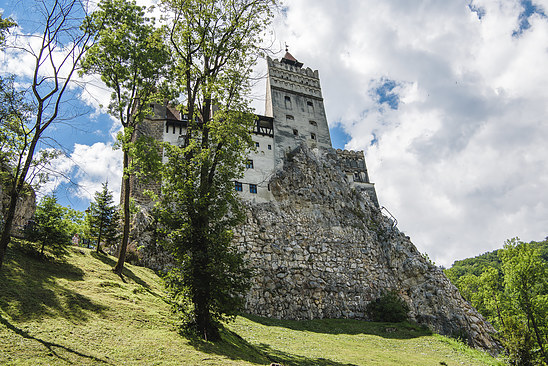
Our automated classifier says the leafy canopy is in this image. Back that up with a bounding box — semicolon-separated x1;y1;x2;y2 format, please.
155;0;278;341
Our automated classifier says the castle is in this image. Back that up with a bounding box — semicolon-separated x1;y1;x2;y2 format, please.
142;52;378;206
136;53;497;350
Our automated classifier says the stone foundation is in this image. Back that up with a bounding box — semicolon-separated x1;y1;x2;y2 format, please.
234;144;497;350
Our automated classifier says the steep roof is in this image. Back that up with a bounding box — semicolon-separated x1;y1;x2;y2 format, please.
281;51;304;68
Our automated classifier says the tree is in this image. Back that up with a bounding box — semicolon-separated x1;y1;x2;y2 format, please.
80;0;170;275
156;0;277;340
500;238;548;364
449;238;548;365
0;0;95;269
25;194;70;257
86;182;119;253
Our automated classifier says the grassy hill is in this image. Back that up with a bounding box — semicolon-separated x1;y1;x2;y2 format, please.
0;241;503;365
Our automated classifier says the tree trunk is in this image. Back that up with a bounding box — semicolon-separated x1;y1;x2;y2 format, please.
527;306;547;363
96;219;103;253
114;150;131;275
0;133;40;269
0;188;19;269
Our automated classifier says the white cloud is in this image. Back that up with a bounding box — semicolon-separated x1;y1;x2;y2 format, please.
274;0;548;266
69;143;123;203
39;143;123;204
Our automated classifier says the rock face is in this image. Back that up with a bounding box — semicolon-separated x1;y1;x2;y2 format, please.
234;144;496;350
0;173;36;237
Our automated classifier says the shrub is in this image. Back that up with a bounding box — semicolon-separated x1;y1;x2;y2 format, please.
366;290;409;323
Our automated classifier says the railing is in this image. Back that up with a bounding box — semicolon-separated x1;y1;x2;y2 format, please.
381;206;398;230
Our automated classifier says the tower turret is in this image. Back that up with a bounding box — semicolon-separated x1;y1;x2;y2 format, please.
265;54;332;167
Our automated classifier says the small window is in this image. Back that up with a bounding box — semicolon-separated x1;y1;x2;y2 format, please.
246;159;254;169
307;101;314;113
255;142;259;148
284;96;292;109
311;133;316;140
353;172;360;180
268;144;272;150
309;120;317;127
293;129;298;136
235;181;243;191
249;184;257;194
286;115;294;122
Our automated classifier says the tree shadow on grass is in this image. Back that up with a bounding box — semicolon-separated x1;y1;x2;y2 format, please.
0;315;111;365
89;252;165;300
0;244;107;322
240;314;431;340
187;327;359;366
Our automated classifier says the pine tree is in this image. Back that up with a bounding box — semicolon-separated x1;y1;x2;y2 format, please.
25;194;70;257
87;182;119;254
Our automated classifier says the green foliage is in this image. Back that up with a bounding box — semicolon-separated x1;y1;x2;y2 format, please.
25;194;71;257
499;239;548;365
61;207;87;238
153;0;277;341
0;14;16;46
0;76;33;171
158;142;253;340
0;0;95;269
86;182;120;253
444;250;502;284
80;0;171;275
81;0;170;127
447;237;548;365
366;290;410;323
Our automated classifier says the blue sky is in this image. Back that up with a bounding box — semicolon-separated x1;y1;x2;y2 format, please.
2;0;548;267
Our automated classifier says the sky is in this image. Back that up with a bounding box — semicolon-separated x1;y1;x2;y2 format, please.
1;0;548;267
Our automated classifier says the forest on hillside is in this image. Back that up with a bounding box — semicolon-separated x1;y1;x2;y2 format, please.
445;238;548;365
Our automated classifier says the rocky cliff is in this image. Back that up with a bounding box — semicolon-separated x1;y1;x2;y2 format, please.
234;144;497;350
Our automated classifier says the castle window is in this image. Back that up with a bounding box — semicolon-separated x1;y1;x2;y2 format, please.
311;132;316;140
284;96;292;109
255;142;259;148
293;129;298;136
246;159;254;169
249;184;257;194
286;115;294;122
307;101;314;113
235;181;243;191
309;120;317;127
268;144;272;150
354;172;360;181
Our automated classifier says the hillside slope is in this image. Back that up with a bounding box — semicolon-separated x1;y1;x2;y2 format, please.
0;242;502;365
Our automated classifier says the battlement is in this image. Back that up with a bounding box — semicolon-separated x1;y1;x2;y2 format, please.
267;56;322;100
267;56;319;78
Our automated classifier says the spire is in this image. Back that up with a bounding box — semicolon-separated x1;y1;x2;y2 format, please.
281;44;303;68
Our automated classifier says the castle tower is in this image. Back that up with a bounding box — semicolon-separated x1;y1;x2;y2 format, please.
265;53;332;167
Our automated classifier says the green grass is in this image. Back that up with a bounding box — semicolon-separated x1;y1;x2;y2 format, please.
0;240;505;365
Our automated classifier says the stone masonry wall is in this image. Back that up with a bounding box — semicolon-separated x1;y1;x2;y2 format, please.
234;144;497;350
